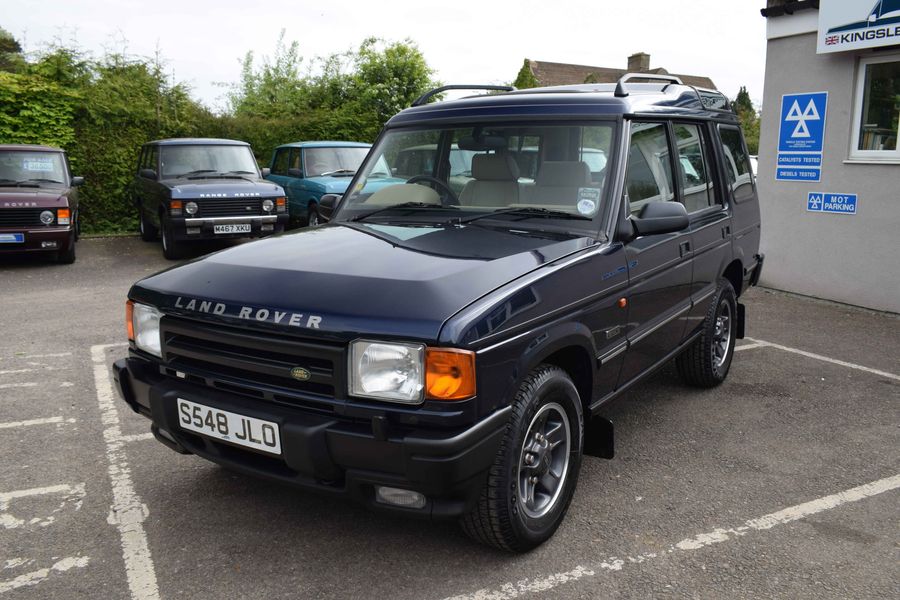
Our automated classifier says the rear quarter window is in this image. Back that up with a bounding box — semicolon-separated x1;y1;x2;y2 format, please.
718;125;755;203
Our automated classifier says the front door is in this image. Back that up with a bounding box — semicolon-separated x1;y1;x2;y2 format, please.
617;121;694;387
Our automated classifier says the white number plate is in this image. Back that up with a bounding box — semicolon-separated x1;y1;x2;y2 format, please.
177;398;281;455
213;224;251;234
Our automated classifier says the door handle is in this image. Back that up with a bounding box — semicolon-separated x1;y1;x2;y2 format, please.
679;240;691;257
722;225;732;239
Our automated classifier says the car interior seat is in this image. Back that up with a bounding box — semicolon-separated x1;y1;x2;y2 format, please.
458;153;520;207
521;161;593;208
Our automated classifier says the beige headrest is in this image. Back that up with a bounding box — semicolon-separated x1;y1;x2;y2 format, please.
472;154;520;181
536;161;592;187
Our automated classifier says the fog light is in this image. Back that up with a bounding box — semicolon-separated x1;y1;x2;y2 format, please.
186;227;201;235
40;210;54;225
375;486;426;509
262;199;274;212
41;241;58;248
185;201;198;215
261;224;274;232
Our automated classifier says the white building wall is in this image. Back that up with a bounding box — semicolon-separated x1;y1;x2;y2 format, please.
758;32;900;313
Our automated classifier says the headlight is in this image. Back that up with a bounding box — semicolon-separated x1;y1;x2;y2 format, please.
131;302;162;357
184;201;198;215
40;210;54;225
350;340;424;403
262;199;274;212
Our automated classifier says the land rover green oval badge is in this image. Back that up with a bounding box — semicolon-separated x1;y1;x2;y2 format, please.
290;367;311;381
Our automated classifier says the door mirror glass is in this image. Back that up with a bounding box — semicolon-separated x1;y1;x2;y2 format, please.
287;168;303;178
71;176;85;187
260;167;270;177
139;168;158;180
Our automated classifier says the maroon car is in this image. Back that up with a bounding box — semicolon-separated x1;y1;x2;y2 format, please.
0;144;83;263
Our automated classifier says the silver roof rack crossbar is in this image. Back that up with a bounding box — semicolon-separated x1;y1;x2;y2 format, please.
614;73;684;97
411;85;516;107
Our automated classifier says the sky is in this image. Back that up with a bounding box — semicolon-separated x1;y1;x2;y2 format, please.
7;0;768;112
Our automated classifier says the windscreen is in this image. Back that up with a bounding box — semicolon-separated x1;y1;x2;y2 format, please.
304;147;370;177
159;145;259;178
0;151;67;186
337;122;615;233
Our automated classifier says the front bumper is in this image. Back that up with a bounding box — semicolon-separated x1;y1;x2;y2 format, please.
0;227;73;253
170;214;288;241
113;356;508;518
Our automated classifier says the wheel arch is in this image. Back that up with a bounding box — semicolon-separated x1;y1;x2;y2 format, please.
722;259;744;297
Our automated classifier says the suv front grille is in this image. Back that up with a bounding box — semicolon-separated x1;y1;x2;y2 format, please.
160;316;344;410
194;198;263;217
0;208;45;227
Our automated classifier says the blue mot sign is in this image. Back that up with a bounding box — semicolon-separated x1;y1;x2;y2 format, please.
776;92;828;182
807;192;858;215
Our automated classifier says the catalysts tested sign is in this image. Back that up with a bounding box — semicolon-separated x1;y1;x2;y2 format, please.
776;92;828;182
807;192;858;215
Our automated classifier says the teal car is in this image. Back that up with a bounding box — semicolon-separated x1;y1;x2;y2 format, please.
266;141;375;226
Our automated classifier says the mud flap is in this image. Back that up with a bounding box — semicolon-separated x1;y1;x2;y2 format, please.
736;302;746;339
584;416;614;459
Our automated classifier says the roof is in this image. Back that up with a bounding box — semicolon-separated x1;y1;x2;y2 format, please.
147;138;250;146
388;83;735;128
0;144;64;152
526;60;717;90
274;141;371;149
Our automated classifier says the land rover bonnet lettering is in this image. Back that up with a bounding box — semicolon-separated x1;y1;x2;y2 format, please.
173;296;322;329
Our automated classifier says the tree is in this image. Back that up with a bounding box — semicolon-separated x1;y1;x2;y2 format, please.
0;27;25;72
733;86;760;155
513;60;539;89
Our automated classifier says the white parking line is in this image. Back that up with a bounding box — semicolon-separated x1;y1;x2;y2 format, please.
0;416;72;430
15;352;72;360
734;342;766;352
0;369;34;376
91;344;160;600
0;556;90;594
0;483;86;530
0;382;37;390
746;338;900;381
443;473;900;600
120;432;154;444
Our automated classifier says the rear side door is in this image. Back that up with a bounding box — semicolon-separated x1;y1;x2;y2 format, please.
672;121;733;335
716;125;760;278
266;148;294;214
617;121;694;387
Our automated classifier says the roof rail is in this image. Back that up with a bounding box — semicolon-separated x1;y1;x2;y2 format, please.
614;73;684;98
411;84;516;107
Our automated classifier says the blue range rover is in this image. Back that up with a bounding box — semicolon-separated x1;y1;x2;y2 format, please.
265;141;374;226
114;77;763;551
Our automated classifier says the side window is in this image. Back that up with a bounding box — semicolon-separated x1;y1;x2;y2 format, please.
718;125;754;203
271;149;289;175
290;149;302;175
625;122;674;216
673;123;717;212
137;147;146;172
141;146;158;176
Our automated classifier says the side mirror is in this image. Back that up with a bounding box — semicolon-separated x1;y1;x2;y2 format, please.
318;194;340;222
139;168;158;180
630;201;689;237
287;168;303;178
71;176;84;187
260;167;271;177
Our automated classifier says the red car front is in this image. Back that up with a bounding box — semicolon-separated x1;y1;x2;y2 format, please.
0;145;81;263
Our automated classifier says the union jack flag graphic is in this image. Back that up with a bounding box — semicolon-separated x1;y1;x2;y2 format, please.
825;35;840;45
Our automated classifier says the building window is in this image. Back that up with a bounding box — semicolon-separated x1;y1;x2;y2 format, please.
852;55;900;161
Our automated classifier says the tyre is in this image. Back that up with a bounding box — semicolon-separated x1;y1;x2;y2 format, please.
676;279;737;387
160;217;185;260
56;236;76;264
461;365;584;552
139;209;158;241
306;204;319;227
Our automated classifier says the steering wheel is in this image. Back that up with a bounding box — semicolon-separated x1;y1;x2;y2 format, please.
405;175;458;205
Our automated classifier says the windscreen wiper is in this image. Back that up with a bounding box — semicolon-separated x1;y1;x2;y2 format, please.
349;202;457;222
321;169;356;177
26;178;63;184
451;207;592;225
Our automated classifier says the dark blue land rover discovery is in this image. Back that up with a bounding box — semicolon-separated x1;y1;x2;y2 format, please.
114;77;764;551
